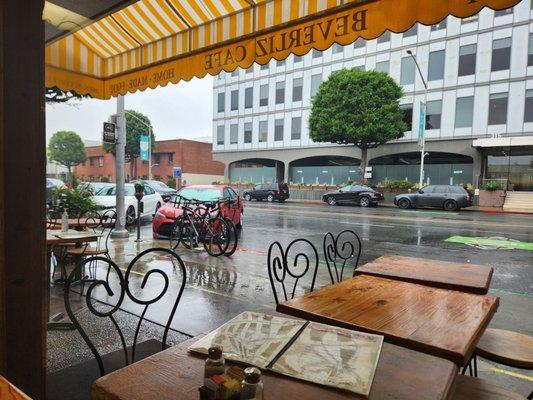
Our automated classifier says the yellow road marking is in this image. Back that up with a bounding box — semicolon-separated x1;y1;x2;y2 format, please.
486;367;533;382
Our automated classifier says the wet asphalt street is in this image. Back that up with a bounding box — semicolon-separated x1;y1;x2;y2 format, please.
49;201;533;394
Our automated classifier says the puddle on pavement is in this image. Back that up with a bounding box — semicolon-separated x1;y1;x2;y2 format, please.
445;236;533;251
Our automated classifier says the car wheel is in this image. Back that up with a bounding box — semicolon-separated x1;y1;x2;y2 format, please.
359;196;371;207
398;198;411;209
326;196;337;206
244;194;251;201
267;194;274;202
278;199;285;203
444;200;458;212
126;206;136;225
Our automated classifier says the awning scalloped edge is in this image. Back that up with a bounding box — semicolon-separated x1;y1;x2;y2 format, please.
45;0;521;100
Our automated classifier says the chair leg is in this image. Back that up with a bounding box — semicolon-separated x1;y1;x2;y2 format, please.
473;354;478;378
527;390;532;400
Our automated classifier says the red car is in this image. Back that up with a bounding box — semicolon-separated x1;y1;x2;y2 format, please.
153;185;243;239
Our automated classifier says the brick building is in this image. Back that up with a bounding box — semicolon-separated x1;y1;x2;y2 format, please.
74;138;224;185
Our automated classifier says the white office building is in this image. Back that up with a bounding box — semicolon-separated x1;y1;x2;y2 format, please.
213;1;533;191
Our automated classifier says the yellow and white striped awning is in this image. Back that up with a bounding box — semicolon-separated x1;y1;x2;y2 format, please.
45;0;520;99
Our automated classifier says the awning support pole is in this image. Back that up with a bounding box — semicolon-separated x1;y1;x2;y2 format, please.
112;95;129;238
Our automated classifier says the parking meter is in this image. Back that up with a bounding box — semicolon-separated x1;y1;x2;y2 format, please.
134;183;144;242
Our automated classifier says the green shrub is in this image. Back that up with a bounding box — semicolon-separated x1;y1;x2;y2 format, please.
482;181;503;191
383;179;416;189
166;177;176;188
52;185;99;218
100;176;110;183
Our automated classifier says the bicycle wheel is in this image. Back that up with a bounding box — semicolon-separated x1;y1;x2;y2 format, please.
203;217;230;257
223;218;238;257
172;216;198;250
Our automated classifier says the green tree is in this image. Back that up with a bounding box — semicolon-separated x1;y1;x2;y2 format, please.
103;110;155;180
309;69;407;184
48;130;87;184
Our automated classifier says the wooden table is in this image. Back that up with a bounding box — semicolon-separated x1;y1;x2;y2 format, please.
355;255;493;294
277;275;499;366
92;335;458;400
0;375;31;400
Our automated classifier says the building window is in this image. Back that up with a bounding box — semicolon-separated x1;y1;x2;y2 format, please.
275;81;285;104
293;55;302;63
491;37;511;72
231;70;238;77
354;38;365;48
377;30;390;43
494;8;513;17
311;74;322;98
461;15;478;24
431;19;447;31
217;125;224;145
274;119;284;141
488;93;508;125
525;90;533;123
332;43;343;54
245;65;253;74
230;124;238;144
244;87;253;109
455;96;474;128
400;104;413;131
400;56;416;85
428;50;445;81
259;84;268;107
98;157;104;167
276;59;286;67
244;122;252;143
403;24;418;38
230;90;238;111
217;92;225;113
292;78;303;102
291;117;302;140
167;153;174;164
426;100;442;129
154;153;161;164
375;60;389;74
458;44;477;76
259;121;268;142
89;157;95;166
312;49;322;58
260;63;269;70
527;33;533;66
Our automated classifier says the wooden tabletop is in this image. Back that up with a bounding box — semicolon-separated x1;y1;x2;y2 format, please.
92;335;458;400
475;328;533;369
277;275;499;366
355;255;493;294
46;230;100;246
0;375;32;400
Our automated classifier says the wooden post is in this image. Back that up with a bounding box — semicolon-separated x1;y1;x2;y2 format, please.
0;1;47;398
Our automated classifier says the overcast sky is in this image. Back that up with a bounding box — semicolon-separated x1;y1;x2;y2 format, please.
46;76;213;143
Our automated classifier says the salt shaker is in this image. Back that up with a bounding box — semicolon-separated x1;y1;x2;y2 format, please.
204;346;225;379
240;367;263;400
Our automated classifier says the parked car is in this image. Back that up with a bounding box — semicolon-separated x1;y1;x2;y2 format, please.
93;183;163;224
46;178;65;204
153;185;243;239
322;185;384;207
242;183;290;203
79;181;114;194
132;179;176;202
394;185;472;211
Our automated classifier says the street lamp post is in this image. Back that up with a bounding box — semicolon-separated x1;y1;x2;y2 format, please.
407;50;428;188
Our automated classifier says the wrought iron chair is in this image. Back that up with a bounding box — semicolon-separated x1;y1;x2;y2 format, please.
323;230;362;283
267;239;319;305
47;248;187;400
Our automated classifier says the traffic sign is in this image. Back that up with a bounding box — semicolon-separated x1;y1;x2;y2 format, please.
173;167;182;179
103;122;116;143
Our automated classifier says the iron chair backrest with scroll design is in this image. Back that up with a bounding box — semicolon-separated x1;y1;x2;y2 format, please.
64;247;187;376
267;239;320;305
323;230;362;283
79;210;116;255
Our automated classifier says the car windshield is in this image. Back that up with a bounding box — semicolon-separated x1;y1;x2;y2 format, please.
340;185;351;191
176;187;221;202
96;185;135;196
147;180;167;189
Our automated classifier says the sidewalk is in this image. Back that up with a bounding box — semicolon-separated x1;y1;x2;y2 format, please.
285;198;533;215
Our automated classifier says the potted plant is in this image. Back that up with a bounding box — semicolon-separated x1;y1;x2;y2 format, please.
478;181;506;208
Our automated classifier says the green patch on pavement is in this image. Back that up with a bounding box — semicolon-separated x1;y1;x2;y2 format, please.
445;236;533;251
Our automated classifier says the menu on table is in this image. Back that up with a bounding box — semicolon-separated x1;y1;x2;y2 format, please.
188;312;383;397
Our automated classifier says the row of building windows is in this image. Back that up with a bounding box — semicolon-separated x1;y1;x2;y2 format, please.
216;88;533;145
217;34;533;113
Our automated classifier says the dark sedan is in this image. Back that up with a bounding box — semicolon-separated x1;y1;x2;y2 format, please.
322;185;384;207
394;185;472;211
133;179;177;202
